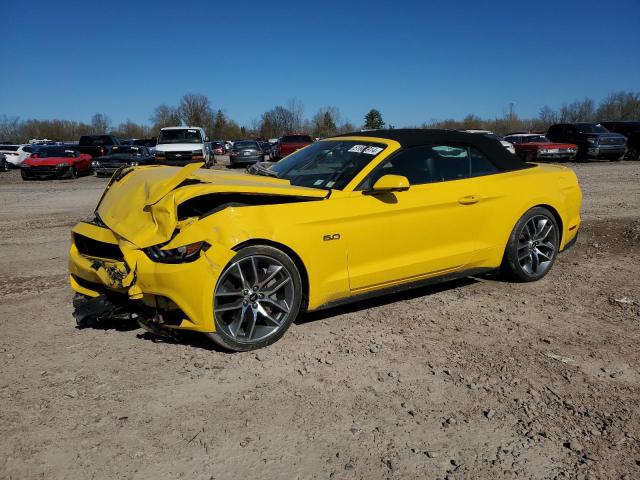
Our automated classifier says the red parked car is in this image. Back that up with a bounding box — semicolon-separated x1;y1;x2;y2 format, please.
503;133;578;162
20;146;92;180
272;133;313;160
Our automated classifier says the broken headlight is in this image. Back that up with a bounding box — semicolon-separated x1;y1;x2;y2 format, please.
144;241;210;264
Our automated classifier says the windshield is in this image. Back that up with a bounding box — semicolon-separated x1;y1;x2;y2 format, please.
281;135;313;143
233;141;258;149
39;149;77;158
110;146;145;155
576;124;609;134
268;140;386;190
157;129;203;144
523;135;550;143
79;136;115;146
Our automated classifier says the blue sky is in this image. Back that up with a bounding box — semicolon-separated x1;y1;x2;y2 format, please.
1;0;639;128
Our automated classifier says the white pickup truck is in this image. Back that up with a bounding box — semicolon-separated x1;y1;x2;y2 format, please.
154;126;213;167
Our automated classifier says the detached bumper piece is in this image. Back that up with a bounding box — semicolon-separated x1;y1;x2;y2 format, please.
73;293;138;327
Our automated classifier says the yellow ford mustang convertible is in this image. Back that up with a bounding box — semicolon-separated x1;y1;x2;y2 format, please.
69;129;581;351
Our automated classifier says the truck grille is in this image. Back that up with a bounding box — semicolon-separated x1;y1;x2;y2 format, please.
165;151;193;161
74;233;123;260
600;137;625;146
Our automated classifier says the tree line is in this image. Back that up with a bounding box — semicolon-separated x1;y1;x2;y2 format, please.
1;91;638;143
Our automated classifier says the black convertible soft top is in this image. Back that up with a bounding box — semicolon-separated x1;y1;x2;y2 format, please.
335;129;527;172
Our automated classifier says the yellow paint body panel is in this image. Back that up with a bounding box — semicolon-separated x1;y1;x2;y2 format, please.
69;136;582;333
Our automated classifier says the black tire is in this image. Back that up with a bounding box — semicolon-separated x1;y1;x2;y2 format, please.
613;154;624;162
208;245;303;351
20;170;32;181
0;158;8;172
628;147;640;161
524;151;535;163
69;166;78;179
575;150;588;162
501;206;560;282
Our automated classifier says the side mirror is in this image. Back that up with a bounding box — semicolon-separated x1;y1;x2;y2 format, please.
369;174;410;194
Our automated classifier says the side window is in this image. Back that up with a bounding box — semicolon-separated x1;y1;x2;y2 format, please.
360;144;498;190
470;148;498;176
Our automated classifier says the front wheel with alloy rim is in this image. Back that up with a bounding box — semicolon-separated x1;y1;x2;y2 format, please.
208;245;303;351
501;207;560;282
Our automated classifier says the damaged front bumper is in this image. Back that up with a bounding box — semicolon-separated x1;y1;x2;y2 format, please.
68;221;234;332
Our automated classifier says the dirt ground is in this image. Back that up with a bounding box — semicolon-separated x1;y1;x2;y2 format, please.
1;159;639;480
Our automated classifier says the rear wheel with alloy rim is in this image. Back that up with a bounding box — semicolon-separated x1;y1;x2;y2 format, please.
209;245;303;351
501;207;559;282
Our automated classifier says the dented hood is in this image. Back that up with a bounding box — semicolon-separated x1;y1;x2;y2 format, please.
96;163;327;247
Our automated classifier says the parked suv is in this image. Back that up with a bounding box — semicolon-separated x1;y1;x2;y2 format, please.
546;123;627;161
599;121;640;161
154;126;213;167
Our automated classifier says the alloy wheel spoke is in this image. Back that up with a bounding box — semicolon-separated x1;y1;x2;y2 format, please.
250;257;260;286
534;218;548;238
264;276;291;296
534;247;552;262
519;250;532;261
215;290;243;297
236;263;248;289
261;297;290;313
531;250;540;272
536;222;553;242
257;303;281;326
215;300;244;312
257;265;283;289
229;304;249;338
246;308;258;340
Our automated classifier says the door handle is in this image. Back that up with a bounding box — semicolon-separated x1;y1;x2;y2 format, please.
458;195;480;205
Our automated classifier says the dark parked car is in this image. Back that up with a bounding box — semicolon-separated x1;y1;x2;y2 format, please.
259;141;273;158
75;135;122;159
546;123;627;161
229;140;265;166
272;134;313;160
91;145;155;177
599;121;640;161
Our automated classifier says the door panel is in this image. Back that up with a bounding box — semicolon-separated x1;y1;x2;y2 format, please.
340;176;494;292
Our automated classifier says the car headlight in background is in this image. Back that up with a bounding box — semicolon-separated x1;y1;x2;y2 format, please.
130;161;139;166
56;162;69;168
91;161;100;167
539;148;551;154
144;241;210;264
587;138;598;145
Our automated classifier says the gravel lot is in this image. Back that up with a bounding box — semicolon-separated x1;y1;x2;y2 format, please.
1;159;639;480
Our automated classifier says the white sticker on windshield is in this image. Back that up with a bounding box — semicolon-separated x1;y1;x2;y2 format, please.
326;181;335;188
188;129;197;133
363;146;383;155
313;179;324;186
348;145;366;153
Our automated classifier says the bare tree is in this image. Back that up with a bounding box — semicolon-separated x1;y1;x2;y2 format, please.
287;98;305;132
538;105;558;126
178;93;214;128
150;104;181;132
0;115;22;141
597;91;640;121
90;113;111;134
312;106;341;138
